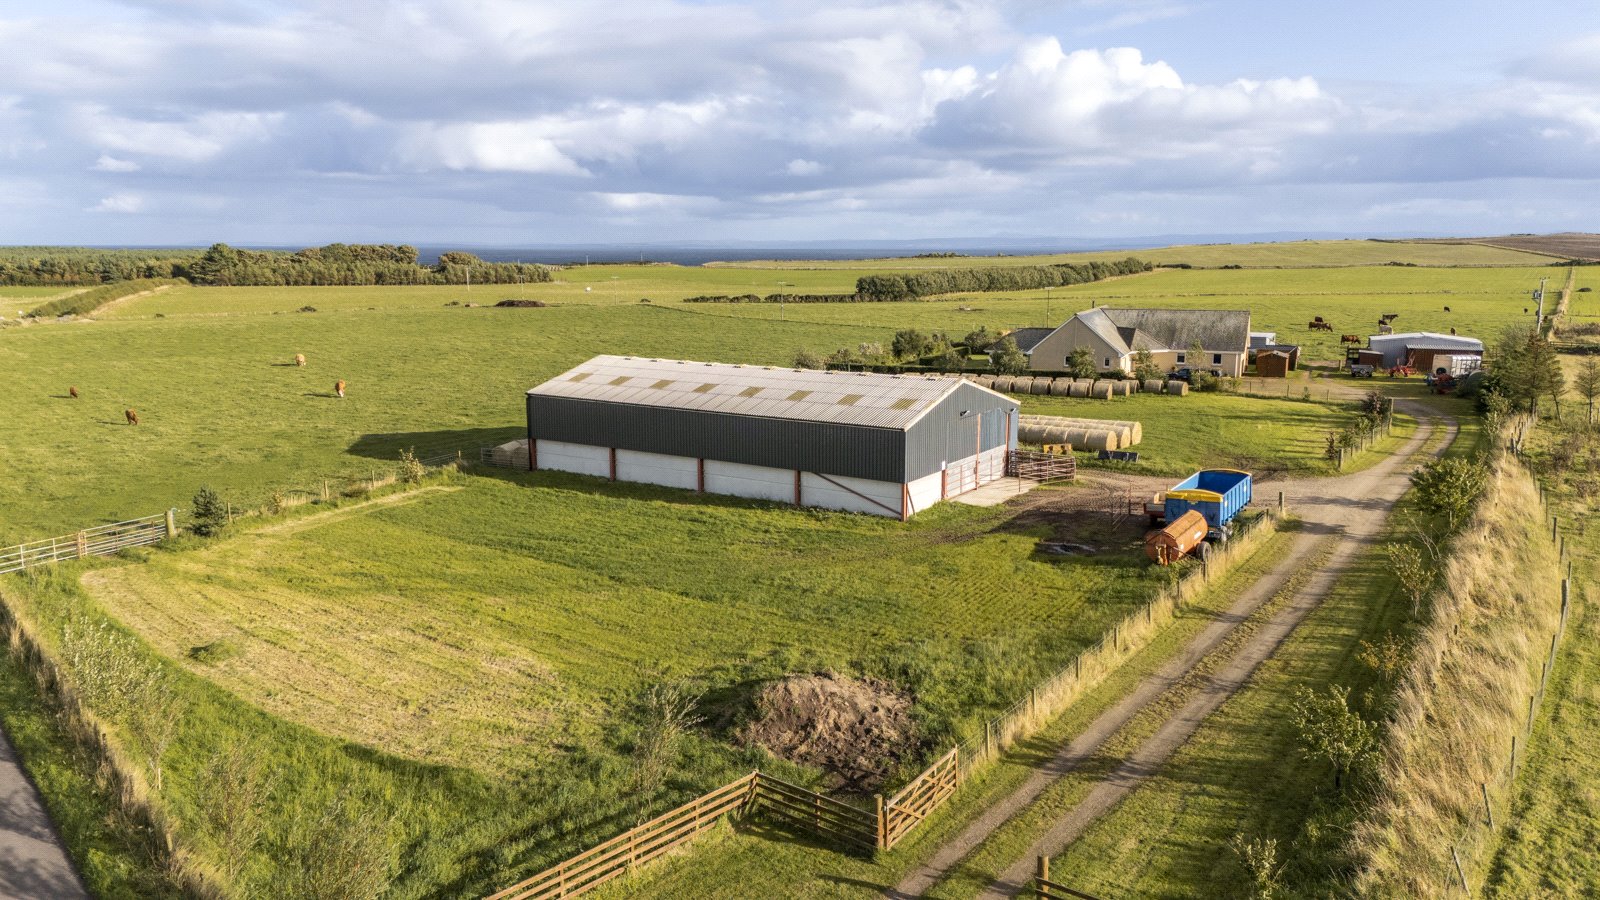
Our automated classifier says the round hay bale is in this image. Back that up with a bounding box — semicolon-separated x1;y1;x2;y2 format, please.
1082;429;1116;452
974;374;997;388
1128;421;1143;444
1109;380;1132;397
1043;426;1071;445
1068;382;1091;398
1049;378;1072;396
1165;380;1189;396
992;376;1014;393
1091;383;1114;400
1143;378;1165;393
1018;424;1046;444
1009;377;1033;394
1063;428;1090;447
1029;377;1052;395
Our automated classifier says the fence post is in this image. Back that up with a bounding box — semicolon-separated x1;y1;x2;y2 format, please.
1481;782;1495;829
1552;516;1558;543
1450;845;1470;894
1278;490;1285;517
1037;855;1051;898
76;531;88;558
876;794;886;849
1510;734;1517;779
165;508;177;538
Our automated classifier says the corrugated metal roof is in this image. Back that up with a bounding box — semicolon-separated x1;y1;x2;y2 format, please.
528;356;981;430
1368;331;1483;349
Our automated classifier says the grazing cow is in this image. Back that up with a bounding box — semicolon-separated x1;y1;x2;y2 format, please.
68;386;79;399
1379;313;1399;324
335;380;346;399
295;353;306;367
1340;334;1361;344
1379;324;1394;335
1524;308;1529;314
1308;321;1333;331
1312;315;1325;323
125;408;138;426
1450;327;1458;335
1443;306;1452;312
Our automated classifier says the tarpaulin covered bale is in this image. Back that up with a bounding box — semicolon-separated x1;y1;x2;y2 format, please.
1165;380;1189;396
992;376;1014;393
1068;381;1091;398
1090;382;1114;399
1142;378;1165;393
1049;378;1072;396
1029;377;1052;395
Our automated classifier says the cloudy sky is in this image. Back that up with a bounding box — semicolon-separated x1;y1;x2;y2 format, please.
2;0;1599;246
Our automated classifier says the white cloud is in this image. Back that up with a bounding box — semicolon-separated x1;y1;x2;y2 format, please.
76;107;282;162
90;193;143;213
92;154;140;172
784;159;825;176
403;121;590;175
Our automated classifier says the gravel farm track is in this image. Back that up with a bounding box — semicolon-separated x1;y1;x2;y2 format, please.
893;397;1457;898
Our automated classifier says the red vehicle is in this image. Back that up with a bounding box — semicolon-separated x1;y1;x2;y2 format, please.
1388;365;1416;377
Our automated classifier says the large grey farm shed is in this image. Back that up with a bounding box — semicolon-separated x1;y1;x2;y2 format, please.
525;356;1019;519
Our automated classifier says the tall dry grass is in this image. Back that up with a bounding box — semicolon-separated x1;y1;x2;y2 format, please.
1350;451;1563;895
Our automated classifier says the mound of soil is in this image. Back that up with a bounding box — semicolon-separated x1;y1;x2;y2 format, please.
737;673;915;792
495;299;548;308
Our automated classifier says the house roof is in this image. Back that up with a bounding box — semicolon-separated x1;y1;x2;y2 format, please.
1368;331;1483;349
1005;327;1054;353
1099;308;1251;353
527;355;1009;430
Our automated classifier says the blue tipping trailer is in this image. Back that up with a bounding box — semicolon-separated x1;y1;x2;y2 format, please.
1163;468;1252;535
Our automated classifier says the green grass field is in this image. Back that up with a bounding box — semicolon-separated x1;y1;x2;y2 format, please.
0;245;1533;898
706;240;1559;270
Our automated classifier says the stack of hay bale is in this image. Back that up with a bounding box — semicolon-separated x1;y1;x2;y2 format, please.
1017;414;1142;451
489;439;530;468
961;374;1141;398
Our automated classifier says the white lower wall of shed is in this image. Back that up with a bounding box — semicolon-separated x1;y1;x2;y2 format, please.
702;460;797;505
800;471;904;517
615;449;699;491
907;469;943;515
535;440;611;479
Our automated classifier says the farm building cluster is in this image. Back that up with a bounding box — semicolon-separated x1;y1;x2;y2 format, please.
1011;307;1253;376
508;356;1020;519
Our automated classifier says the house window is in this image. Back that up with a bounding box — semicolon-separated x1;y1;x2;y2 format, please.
1176;353;1186;364
1213;353;1222;365
1103;357;1110;367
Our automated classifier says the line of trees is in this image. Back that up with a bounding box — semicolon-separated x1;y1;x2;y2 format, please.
854;257;1152;299
0;244;553;288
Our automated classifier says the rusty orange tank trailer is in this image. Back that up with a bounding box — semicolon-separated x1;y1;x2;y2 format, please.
1144;509;1209;566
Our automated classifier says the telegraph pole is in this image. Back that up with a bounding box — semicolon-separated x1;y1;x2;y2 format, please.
1535;278;1547;330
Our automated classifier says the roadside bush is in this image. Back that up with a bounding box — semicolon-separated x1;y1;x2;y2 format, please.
398;449;425;484
191;486;228;536
793;347;824;370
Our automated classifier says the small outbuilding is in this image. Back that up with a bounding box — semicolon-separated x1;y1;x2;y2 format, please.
524;356;1019;519
1255;349;1293;378
1365;332;1483;369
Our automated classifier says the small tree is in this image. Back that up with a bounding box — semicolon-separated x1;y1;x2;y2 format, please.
793;347;824;370
1186;339;1206;368
857;342;888;364
960;327;997;354
1228;834;1284;900
1133;347;1161;381
891;328;932;361
1191;370;1219;392
1065;346;1097;380
1290;684;1379;789
398;448;425;484
1575;356;1600;427
826;346;861;368
191;485;228;536
989;336;1029;375
1409;456;1489;530
1384;542;1432;615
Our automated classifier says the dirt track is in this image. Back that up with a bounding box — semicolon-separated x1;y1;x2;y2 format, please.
893;400;1455;898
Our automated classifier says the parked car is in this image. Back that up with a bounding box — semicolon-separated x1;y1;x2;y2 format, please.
1168;367;1224;382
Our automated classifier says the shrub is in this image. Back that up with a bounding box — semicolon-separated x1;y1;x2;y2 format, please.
1409;456;1489;529
793;347;824;370
1065;347;1097;380
191;486;228;536
1290;684;1379;790
398;448;425;484
1191;370;1218;392
989;337;1029;375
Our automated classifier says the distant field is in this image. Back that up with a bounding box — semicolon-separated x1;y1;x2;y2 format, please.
0;285;76;304
1446;233;1600;261
707;239;1559;270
